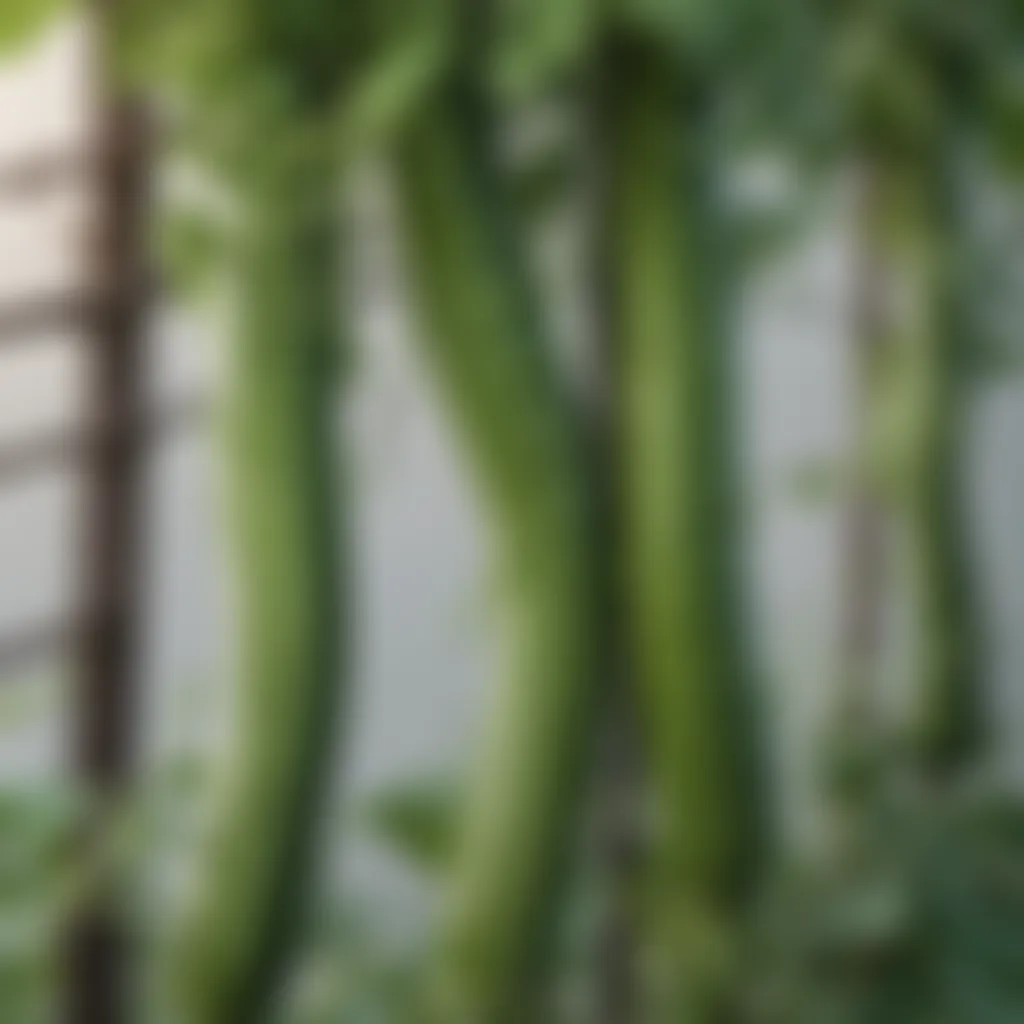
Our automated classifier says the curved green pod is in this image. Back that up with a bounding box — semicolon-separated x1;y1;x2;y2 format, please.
605;44;763;1017
878;146;981;776
162;155;346;1024
393;92;600;1023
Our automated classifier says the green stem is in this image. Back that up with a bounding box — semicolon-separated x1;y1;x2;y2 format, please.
164;157;345;1024
607;45;763;1019
394;93;599;1023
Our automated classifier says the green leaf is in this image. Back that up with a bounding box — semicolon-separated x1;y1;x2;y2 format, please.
495;0;597;99
359;776;460;876
156;209;229;302
0;0;65;58
510;139;578;223
335;24;450;166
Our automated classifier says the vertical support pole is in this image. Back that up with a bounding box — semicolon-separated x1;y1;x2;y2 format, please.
65;1;150;1020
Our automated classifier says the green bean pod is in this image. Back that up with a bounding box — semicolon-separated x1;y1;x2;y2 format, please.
879;146;981;776
605;43;763;1018
393;92;600;1023
163;155;346;1024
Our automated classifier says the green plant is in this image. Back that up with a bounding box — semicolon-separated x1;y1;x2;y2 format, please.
162;163;345;1024
824;1;1011;775
599;34;765;1021
873;147;979;775
0;0;65;58
748;747;1024;1024
383;6;774;1018
394;83;602;1022
755;0;1020;776
128;5;356;1021
0;782;78;1024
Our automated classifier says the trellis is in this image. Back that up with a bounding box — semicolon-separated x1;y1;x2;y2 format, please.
0;16;192;1020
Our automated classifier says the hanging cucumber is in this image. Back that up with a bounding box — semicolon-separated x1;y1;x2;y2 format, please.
604;40;763;1017
393;90;600;1022
840;21;983;775
162;149;346;1024
816;0;990;779
878;141;981;777
129;3;362;1017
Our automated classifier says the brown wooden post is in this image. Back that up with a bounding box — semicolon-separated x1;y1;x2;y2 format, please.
64;1;150;1019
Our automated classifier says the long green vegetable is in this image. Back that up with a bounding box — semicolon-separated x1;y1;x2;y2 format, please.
605;41;762;1018
394;90;600;1022
875;142;980;776
162;151;346;1024
128;2;360;1016
833;6;983;773
811;0;993;778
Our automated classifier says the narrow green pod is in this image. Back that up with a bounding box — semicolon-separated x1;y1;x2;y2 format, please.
163;156;346;1024
879;146;981;776
394;93;600;1022
606;44;762;1017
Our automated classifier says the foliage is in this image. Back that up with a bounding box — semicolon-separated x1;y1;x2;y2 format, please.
360;776;460;880
123;0;454;181
748;753;1024;1024
0;0;65;59
5;1;1024;1021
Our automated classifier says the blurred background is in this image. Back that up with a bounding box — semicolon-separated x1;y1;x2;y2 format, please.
5;5;1024;1023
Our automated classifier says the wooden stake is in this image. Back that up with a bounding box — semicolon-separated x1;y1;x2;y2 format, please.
64;3;150;1019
